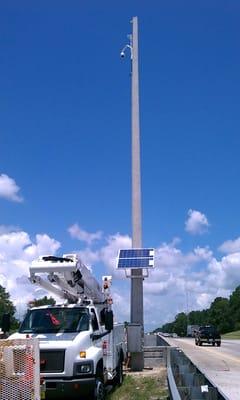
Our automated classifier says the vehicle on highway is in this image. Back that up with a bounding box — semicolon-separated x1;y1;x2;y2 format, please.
195;325;221;347
187;324;199;337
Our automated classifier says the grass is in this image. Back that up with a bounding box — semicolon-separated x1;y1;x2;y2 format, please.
222;330;240;339
106;374;168;400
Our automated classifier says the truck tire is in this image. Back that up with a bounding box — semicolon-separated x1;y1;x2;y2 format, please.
94;377;105;400
217;342;221;347
115;360;123;386
199;341;202;346
93;362;105;400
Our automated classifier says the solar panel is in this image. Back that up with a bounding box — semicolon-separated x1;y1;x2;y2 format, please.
117;248;155;269
119;249;154;259
118;258;154;268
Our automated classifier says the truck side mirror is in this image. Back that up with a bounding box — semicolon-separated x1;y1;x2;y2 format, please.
1;313;10;333
105;310;113;331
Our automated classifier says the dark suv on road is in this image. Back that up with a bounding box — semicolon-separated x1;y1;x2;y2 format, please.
195;325;221;347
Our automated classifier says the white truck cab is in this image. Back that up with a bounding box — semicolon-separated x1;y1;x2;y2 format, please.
9;254;126;400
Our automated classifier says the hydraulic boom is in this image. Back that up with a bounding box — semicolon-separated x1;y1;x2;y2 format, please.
29;254;105;303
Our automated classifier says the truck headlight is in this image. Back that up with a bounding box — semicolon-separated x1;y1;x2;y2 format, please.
74;361;93;375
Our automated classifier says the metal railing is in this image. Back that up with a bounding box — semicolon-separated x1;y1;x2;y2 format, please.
167;347;229;400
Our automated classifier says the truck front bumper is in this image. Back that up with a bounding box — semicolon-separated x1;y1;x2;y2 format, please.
43;377;95;399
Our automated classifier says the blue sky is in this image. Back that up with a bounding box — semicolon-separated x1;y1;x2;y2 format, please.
1;1;240;331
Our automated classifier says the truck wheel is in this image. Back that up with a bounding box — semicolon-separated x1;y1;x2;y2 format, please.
217;342;221;347
199;341;202;346
94;378;105;400
212;342;215;346
115;360;123;386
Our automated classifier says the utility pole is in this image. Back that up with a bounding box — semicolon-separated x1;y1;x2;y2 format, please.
120;16;144;371
130;16;144;371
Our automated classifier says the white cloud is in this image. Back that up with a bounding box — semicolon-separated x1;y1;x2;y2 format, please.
0;174;23;202
24;234;61;260
77;248;101;266
194;246;213;261
100;233;131;272
218;237;240;254
0;230;61;316
0;231;31;259
208;252;240;290
111;285;130;323
196;293;212;308
185;209;210;235
76;232;131;279
68;223;103;245
139;237;240;329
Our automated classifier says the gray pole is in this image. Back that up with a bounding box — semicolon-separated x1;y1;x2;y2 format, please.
130;16;144;371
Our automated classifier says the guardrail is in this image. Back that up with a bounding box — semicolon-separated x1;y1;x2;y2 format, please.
167;346;229;400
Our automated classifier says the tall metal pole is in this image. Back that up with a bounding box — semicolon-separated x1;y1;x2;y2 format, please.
130;16;144;371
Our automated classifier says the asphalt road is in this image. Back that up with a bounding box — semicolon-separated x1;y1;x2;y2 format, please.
165;337;240;400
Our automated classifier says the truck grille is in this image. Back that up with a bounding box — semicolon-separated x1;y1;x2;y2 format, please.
40;350;65;373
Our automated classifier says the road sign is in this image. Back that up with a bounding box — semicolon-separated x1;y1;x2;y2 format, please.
117;248;154;269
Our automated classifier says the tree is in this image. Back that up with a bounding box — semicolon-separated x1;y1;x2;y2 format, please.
209;297;232;333
29;296;56;307
188;309;210;326
173;312;188;336
229;286;240;330
160;322;174;334
0;285;19;330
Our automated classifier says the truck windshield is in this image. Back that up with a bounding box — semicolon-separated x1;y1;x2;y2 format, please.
19;308;89;334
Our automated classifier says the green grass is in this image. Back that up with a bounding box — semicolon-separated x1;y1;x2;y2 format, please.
106;374;168;400
222;330;240;339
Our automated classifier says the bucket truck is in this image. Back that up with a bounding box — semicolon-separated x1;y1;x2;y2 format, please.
9;254;126;400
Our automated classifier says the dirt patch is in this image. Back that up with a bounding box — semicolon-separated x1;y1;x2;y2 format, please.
106;367;168;400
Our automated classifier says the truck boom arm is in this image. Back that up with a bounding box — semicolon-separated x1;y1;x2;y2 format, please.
29;254;105;303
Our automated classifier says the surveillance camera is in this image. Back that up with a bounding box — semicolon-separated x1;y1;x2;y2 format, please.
120;51;125;58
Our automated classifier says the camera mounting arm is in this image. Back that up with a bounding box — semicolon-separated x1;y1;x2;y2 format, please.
120;34;133;59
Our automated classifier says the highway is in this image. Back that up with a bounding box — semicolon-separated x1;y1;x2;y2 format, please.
165;337;240;400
